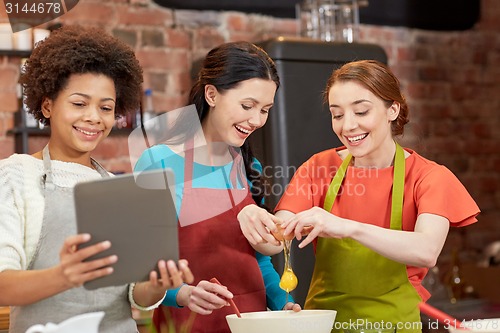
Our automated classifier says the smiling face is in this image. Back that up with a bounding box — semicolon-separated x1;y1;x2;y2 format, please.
202;78;277;147
41;73;116;165
328;80;400;167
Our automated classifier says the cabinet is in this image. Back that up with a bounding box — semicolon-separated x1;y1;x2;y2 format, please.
153;0;480;30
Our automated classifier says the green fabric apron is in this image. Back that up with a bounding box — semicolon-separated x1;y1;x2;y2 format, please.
305;143;422;333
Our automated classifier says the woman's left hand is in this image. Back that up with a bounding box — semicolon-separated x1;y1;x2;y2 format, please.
283;302;302;312
134;259;194;306
238;204;282;246
149;259;194;290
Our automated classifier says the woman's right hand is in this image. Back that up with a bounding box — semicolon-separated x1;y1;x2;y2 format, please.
281;207;349;248
58;233;117;288
178;280;234;315
237;204;282;246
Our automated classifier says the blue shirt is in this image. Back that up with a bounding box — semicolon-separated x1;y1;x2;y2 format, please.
134;144;293;310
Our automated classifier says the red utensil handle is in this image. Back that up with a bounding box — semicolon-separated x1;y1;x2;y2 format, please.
210;277;241;318
419;302;466;329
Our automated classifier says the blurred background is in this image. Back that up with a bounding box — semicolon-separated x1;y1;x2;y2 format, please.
0;0;499;329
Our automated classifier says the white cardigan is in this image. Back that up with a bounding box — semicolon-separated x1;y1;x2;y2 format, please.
0;154;104;271
0;154;160;310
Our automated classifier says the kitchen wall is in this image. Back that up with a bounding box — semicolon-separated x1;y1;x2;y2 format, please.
0;0;499;263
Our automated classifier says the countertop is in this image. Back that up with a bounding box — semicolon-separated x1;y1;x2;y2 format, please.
0;306;152;332
422;298;500;333
0;306;9;332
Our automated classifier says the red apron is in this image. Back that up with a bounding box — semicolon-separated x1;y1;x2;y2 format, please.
153;142;266;333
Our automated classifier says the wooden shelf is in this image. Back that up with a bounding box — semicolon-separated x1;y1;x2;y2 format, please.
7;125;133;154
111;128;134;136
7;104;135;153
8;127;50;136
0;49;31;58
7;127;133;137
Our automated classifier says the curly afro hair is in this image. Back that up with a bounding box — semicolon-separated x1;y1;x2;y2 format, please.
19;25;143;126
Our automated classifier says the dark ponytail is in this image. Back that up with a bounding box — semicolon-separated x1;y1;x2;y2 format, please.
189;41;279;207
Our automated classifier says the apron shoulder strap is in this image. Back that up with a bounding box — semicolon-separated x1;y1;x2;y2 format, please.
390;143;405;230
323;143;405;230
323;153;352;212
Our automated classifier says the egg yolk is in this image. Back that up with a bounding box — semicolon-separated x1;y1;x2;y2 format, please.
279;269;298;292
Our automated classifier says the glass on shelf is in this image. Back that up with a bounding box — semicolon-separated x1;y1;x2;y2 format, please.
443;248;467;304
296;0;367;43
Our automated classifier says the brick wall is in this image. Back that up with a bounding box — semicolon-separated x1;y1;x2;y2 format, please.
0;0;499;260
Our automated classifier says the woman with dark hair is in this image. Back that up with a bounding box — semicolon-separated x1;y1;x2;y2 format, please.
272;60;480;332
0;25;193;333
134;41;300;333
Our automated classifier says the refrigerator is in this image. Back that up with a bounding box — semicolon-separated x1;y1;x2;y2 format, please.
252;38;388;306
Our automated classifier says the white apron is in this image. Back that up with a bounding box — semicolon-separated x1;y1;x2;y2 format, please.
9;146;137;333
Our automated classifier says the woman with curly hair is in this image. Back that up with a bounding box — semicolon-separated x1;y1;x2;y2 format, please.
0;25;193;333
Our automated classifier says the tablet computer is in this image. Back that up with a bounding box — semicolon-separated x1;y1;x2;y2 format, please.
74;168;178;290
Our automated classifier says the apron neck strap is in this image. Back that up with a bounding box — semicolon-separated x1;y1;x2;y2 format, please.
323;153;352;213
323;142;405;229
42;145;109;184
42;145;54;185
90;159;110;178
183;139;240;189
184;138;195;185
390;142;405;230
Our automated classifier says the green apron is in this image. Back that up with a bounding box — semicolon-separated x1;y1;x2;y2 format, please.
305;143;422;333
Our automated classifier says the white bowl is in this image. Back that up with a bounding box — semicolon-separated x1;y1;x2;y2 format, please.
226;309;337;333
448;318;500;333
